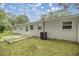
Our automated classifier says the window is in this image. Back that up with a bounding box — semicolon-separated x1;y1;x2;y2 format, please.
63;21;72;29
26;26;28;31
38;24;42;30
30;25;33;30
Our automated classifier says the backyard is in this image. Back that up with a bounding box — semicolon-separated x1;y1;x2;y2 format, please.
0;3;79;56
0;32;79;56
0;31;12;40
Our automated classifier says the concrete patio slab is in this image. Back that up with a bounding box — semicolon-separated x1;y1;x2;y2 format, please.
3;35;32;43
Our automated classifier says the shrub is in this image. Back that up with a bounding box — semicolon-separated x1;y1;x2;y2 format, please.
0;25;5;33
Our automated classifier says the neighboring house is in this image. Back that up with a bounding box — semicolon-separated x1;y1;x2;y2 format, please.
12;14;79;43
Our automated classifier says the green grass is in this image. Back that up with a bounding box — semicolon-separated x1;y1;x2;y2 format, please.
0;37;79;56
0;31;12;39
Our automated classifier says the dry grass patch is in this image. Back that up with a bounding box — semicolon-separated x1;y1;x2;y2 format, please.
0;37;79;56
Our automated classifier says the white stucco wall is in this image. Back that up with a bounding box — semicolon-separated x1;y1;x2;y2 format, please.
45;18;79;41
12;25;28;35
27;17;79;42
27;22;43;36
12;16;79;42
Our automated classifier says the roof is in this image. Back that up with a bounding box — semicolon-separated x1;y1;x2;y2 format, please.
12;14;79;27
42;14;79;22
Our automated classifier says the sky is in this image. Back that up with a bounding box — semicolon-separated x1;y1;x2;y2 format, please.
0;3;79;22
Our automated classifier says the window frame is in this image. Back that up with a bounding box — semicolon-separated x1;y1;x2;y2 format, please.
62;21;72;29
30;25;33;30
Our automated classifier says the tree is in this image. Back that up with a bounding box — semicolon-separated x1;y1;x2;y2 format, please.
0;9;6;32
2;19;12;31
6;13;16;25
74;3;79;9
48;4;71;18
41;14;47;20
58;3;71;11
0;9;6;20
15;14;29;24
0;9;6;25
0;25;5;33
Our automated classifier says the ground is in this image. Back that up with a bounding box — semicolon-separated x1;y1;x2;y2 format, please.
0;31;12;40
0;34;79;56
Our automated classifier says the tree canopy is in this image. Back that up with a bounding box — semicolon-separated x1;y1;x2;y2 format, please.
41;4;72;21
0;9;30;31
0;9;6;21
15;14;29;24
0;9;6;25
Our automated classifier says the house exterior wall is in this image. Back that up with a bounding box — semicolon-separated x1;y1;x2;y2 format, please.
12;25;28;35
27;22;43;36
12;16;79;42
45;18;79;41
26;17;79;42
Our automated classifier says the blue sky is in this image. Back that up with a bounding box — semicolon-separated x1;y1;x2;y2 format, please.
0;3;79;22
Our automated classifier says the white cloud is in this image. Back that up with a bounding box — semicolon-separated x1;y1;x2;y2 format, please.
5;9;12;14
49;3;52;7
26;9;29;12
32;7;36;11
32;3;42;12
0;3;5;8
19;8;24;13
13;7;16;10
21;6;30;12
51;7;62;11
9;5;12;8
34;3;42;8
46;9;51;12
5;9;9;13
19;8;27;15
27;4;35;7
42;12;46;14
19;9;24;15
41;6;44;9
9;5;16;10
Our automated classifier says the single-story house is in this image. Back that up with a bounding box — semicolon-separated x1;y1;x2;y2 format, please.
12;14;79;43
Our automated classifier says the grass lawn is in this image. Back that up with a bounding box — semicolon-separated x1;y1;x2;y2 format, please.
0;31;12;40
0;37;79;56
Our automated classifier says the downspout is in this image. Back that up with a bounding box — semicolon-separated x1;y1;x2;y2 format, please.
77;22;79;43
43;21;45;32
76;19;79;43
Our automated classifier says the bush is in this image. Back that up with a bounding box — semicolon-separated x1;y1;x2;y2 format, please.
0;25;5;33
